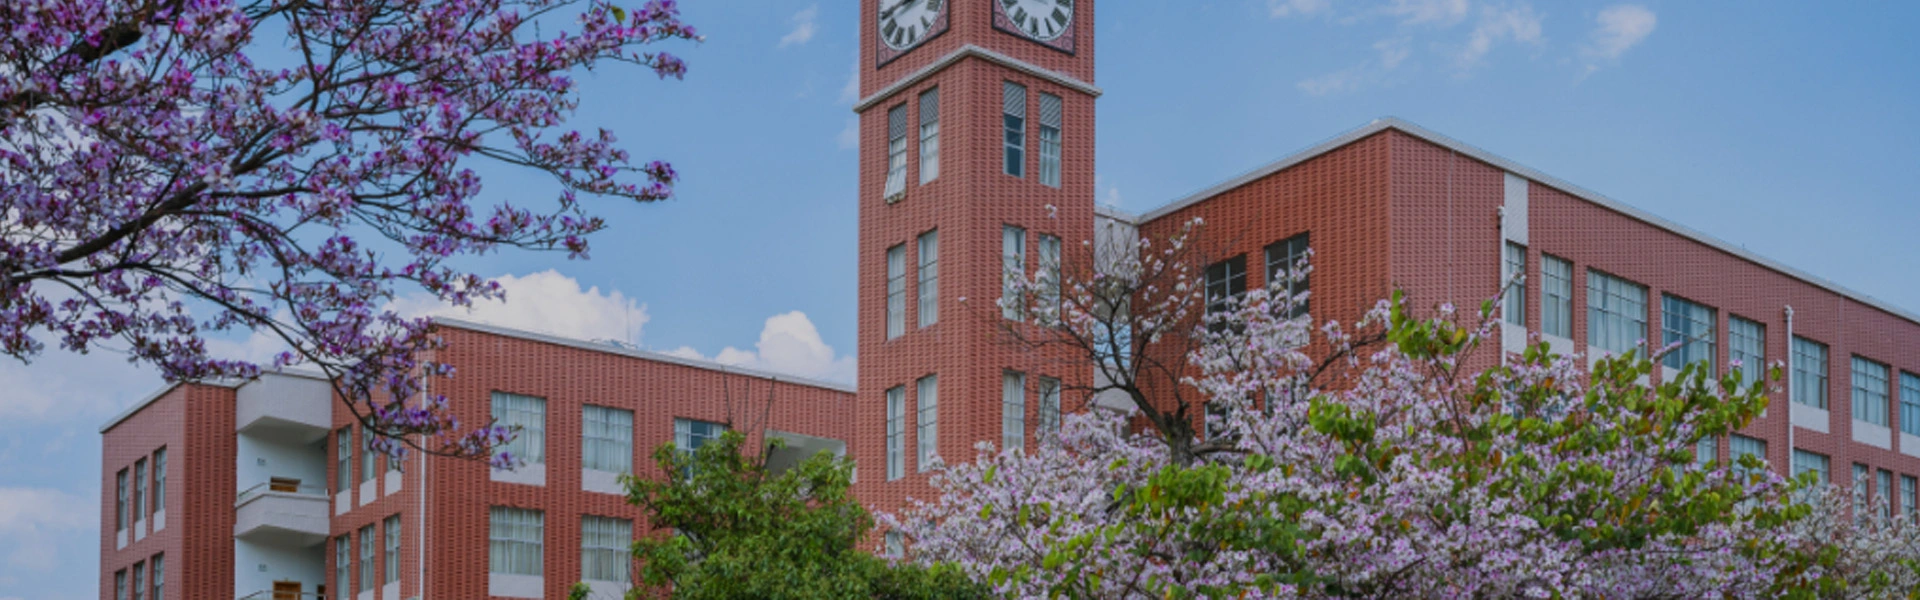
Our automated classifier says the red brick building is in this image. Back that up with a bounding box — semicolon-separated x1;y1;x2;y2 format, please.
101;0;1920;597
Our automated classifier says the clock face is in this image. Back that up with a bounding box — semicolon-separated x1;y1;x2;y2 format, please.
878;0;945;51
1001;0;1073;41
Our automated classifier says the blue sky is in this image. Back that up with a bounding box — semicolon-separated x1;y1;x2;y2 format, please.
4;1;1918;597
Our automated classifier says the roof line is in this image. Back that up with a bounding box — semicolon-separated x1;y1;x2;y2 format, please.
852;44;1101;113
1131;116;1920;327
99;368;330;433
432;318;858;394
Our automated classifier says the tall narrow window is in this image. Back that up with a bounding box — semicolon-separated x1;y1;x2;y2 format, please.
1853;464;1871;521
360;524;376;592
1878;469;1894;518
884;531;905;558
1661;295;1716;372
1729;317;1765;387
116;468;128;532
1792;449;1829;485
884;103;908;199
385;514;401;584
1002;371;1026;453
1037;93;1062;187
1205;256;1247;315
581;516;632;584
1586;271;1647;354
887;243;907;339
131;562;144;600
1695;436;1718;468
1903;474;1917;519
336;535;351;596
1730;434;1767;479
336;426;352;493
491;392;548;465
1038;234;1062;320
917;375;938;470
1003;82;1026;177
151;448;165;515
132;458;145;524
1852;357;1890;426
1037;377;1061;434
1503;242;1527;326
583;405;634;474
674;418;727;478
1264;234;1311;319
361;425;377;483
1003;226;1026;320
1792;337;1829;409
918;88;939;184
1541;255;1573;338
918;231;939;328
1901;372;1920;437
115;569;126;600
886;386;905;480
489;507;544;576
149;554;163;600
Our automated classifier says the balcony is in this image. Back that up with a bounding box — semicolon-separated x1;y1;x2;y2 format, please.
234;479;329;547
235;372;334;443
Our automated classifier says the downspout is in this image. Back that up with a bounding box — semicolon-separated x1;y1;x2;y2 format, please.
1784;305;1795;476
417;370;429;600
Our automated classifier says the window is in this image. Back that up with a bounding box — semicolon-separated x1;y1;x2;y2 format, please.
1038;234;1061;319
1661;295;1716;372
336;426;352;493
1791;337;1829;409
1878;469;1894;518
335;535;351;595
489;507;544;575
1729;317;1765;387
1037;93;1062;187
1792;449;1829;486
1902;372;1920;437
116;468;127;532
491;392;547;465
1003;225;1026;320
1002;371;1026;453
1695;436;1717;468
583;405;634;474
581;516;632;584
1730;434;1766;478
385;515;401;584
152;448;165;514
919;88;940;184
1265;234;1311;319
132;458;145;523
1205;400;1233;441
886;386;905;481
1205;256;1247;315
114;569;126;600
1003;82;1026;177
1852;357;1890;426
149;554;163;600
131;561;143;600
360;524;375;592
361;425;377;483
1586;271;1646;354
1540;255;1573;338
887;243;906;339
884;103;908;199
1853;463;1871;521
918;231;938;327
884;531;905;558
1903;474;1917;519
1503;243;1526;326
917;375;938;471
1038;377;1061;434
674;418;727;478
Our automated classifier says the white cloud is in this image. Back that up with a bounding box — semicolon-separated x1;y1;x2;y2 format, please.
0;346;158;422
779;5;820;48
1375;36;1413;69
1383;0;1470;26
837;117;859;150
390;270;649;345
673;311;855;384
1583;4;1656;70
1298;65;1368;96
838;54;861;105
1268;0;1332;18
1457;3;1543;69
0;488;90;535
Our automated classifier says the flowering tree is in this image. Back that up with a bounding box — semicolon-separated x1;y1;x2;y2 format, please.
891;227;1896;598
1;0;694;461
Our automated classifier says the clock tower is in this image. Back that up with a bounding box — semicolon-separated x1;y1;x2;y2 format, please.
852;0;1099;528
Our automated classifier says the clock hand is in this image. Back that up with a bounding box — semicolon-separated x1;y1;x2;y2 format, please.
880;0;922;22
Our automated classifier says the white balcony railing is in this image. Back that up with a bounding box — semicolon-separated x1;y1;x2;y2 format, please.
234;480;329;546
235;373;333;441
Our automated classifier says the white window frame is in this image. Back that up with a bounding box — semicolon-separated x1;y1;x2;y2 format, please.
1037;234;1061;321
489;507;544;576
1792;337;1829;409
1265;234;1311;320
887;243;907;339
1037;377;1061;434
337;426;352;493
1901;371;1920;437
1503;242;1526;326
1002;371;1026;453
1205;256;1247;315
673;418;727;478
918;88;939;184
132;459;145;525
336;535;351;595
917;375;938;471
491;392;548;465
1003;82;1026;177
1661;295;1716;372
360;524;376;592
116;468;128;532
361;425;377;483
884;102;909;199
918;231;939;328
152;448;166;514
1730;434;1766;478
1540;254;1573;338
385;515;401;584
1002;226;1026;321
582;405;634;474
149;554;163;600
1852;356;1890;427
581;515;633;584
1037;93;1062;187
886;386;905;480
1586;270;1646;355
1728;316;1765;387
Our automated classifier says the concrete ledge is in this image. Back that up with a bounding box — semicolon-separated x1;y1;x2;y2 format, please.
489;574;543;599
1854;421;1893;449
583;469;624;496
491;463;547;487
1902;433;1920;458
1792;403;1830;434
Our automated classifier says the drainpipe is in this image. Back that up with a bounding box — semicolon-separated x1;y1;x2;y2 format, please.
1784;305;1795;477
417;370;429;600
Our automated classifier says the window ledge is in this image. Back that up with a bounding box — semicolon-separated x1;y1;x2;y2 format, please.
490;463;547;487
582;469;626;496
1791;403;1830;434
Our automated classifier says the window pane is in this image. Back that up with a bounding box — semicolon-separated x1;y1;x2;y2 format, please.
583;405;634;474
132;460;145;522
1728;317;1765;387
385;515;401;584
918;231;939;327
1264;234;1311;320
886;386;905;481
1540;255;1573;338
337;427;352;493
1037;93;1061;187
1851;357;1889;426
361;425;376;482
336;535;351;594
917;375;938;470
1038;377;1061;434
491;392;547;465
1038;235;1061;321
1791;337;1829;409
581;516;632;583
1002;371;1026;452
1003;82;1026;177
1660;295;1715;372
1003;226;1026;320
1586;271;1646;354
1503;243;1526;326
887;244;907;339
360;525;375;591
1901;372;1920;436
152;448;166;513
884;103;908;198
489;507;544;575
1730;434;1767;479
116;469;127;531
919;89;940;184
1205;256;1247;315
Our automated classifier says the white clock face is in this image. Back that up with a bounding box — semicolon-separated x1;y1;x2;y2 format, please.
1002;0;1073;41
878;0;943;51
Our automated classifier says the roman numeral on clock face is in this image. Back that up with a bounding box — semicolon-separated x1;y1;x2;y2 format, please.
1003;0;1073;42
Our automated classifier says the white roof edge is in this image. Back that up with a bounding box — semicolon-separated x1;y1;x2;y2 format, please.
852;44;1101;113
432;318;858;394
99;369;329;433
1133;116;1920;328
1095;203;1138;223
